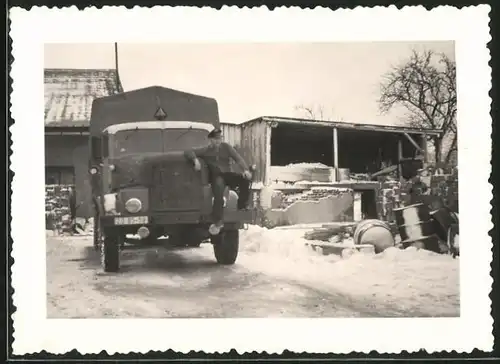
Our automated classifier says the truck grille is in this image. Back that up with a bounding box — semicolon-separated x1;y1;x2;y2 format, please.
150;160;203;211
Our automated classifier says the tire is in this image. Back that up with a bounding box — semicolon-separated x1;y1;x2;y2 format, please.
93;214;100;251
101;229;121;273
212;229;239;265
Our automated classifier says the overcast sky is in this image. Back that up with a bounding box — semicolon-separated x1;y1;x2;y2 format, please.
45;42;455;125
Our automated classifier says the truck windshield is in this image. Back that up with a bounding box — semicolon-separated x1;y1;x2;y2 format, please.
111;128;209;157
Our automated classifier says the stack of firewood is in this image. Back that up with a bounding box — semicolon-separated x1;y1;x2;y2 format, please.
45;184;73;232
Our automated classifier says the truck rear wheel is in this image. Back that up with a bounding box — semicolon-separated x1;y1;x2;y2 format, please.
212;229;239;265
101;229;121;273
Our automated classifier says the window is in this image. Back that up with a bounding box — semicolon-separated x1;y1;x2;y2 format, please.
45;166;75;185
102;134;109;159
91;136;102;162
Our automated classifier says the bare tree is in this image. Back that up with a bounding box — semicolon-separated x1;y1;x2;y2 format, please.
294;104;326;120
378;49;457;164
294;104;344;122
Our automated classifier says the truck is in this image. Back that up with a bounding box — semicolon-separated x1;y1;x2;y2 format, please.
89;86;256;272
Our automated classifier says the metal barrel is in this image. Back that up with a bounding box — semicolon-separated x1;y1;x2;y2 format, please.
353;219;395;254
393;203;439;252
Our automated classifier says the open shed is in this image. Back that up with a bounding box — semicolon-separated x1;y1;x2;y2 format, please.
237;116;442;186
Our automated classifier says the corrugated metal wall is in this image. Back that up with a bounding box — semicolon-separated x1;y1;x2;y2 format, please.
240;119;270;184
221;123;246;174
221;123;242;147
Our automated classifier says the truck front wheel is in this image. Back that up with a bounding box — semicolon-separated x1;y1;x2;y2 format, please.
212;229;239;265
101;229;122;273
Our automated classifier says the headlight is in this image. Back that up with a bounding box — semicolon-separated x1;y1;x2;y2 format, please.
103;193;117;213
125;198;142;213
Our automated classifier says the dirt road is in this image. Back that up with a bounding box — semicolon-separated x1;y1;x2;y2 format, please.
46;230;459;318
47;235;362;318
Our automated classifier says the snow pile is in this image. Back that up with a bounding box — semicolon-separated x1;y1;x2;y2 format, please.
240;225;338;263
239;225;460;316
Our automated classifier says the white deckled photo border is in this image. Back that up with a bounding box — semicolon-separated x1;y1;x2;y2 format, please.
9;5;493;355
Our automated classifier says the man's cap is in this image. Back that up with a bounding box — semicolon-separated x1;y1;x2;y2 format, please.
208;128;223;138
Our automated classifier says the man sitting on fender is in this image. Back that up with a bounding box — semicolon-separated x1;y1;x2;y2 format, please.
184;128;252;233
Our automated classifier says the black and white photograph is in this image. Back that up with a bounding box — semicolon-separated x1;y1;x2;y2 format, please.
10;5;493;355
43;40;461;318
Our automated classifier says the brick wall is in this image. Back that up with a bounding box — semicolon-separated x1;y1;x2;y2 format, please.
262;187;354;227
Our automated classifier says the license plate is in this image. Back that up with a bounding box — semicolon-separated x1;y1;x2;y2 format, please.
114;216;149;225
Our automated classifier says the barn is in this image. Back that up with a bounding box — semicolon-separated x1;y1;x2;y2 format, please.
228;116;442;186
45;68;123;218
220;117;444;225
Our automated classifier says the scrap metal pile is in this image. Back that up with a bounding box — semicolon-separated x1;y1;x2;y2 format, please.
303;169;459;259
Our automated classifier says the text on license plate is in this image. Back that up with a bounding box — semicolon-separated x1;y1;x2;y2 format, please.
114;216;149;225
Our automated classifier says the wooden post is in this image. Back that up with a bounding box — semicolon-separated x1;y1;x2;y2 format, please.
403;132;423;153
353;192;363;221
264;122;272;186
397;137;403;181
421;133;428;167
333;127;339;181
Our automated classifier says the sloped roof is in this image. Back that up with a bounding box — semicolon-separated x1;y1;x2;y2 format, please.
44;68;122;127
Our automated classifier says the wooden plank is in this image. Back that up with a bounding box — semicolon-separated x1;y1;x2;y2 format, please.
264;121;272;185
403;132;424;153
306;242;373;249
305;242;376;257
422;133;429;165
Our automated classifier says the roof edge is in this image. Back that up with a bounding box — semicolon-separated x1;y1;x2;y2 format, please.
93;85;218;103
44;68;119;73
241;116;442;136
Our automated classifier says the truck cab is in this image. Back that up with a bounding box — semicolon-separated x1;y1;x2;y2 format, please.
89;86;255;272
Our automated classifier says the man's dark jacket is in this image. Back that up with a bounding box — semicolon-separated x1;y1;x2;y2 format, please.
184;142;249;175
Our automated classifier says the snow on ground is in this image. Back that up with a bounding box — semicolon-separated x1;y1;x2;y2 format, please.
46;222;460;317
238;224;460;316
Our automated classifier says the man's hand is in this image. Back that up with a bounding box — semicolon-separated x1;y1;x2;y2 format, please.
242;170;252;180
193;158;201;171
